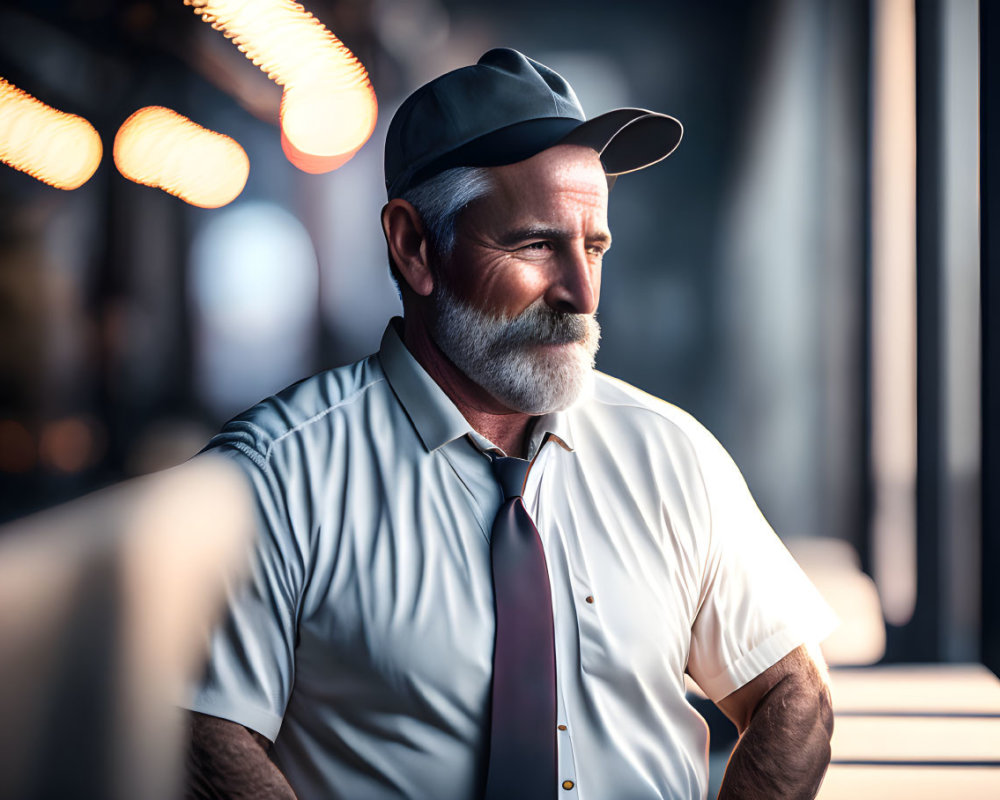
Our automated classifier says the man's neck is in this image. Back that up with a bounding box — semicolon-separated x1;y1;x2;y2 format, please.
400;315;536;459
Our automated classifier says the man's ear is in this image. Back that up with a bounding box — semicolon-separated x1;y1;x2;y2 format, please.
381;199;434;297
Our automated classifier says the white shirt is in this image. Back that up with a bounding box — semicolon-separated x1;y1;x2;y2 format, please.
187;319;837;800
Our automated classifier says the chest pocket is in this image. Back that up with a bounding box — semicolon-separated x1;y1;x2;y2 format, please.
535;475;698;688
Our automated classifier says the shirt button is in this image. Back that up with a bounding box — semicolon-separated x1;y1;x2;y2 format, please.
557;724;567;731
585;595;595;604
562;780;575;790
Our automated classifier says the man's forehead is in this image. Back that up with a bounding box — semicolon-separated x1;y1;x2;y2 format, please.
461;173;611;245
486;145;609;202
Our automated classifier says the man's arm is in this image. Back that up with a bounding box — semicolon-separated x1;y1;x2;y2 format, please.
715;645;834;800
185;712;298;800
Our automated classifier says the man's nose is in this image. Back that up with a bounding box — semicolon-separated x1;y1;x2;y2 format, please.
544;246;600;316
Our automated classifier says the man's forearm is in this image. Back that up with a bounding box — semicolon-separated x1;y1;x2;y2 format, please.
717;672;834;800
186;712;298;800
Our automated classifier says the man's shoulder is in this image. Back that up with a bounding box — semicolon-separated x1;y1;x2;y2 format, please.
581;372;745;489
586;371;708;438
207;353;389;464
573;371;736;471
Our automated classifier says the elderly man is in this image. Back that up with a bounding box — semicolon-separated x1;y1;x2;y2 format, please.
185;49;837;799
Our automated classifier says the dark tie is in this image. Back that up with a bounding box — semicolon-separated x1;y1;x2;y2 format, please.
483;455;558;800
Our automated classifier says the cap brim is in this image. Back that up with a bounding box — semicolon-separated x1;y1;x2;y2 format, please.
391;108;682;197
560;108;683;175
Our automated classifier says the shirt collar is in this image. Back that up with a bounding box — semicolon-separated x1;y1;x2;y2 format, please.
379;319;473;452
525;403;576;459
378;317;578;456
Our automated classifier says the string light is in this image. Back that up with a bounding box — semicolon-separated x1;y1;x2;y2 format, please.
184;0;377;173
0;77;102;190
113;106;249;209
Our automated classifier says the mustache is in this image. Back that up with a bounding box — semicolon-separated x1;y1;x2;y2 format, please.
499;301;593;347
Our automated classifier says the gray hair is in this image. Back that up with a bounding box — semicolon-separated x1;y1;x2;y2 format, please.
400;166;493;259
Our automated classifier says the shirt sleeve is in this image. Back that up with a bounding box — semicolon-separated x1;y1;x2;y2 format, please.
683;422;839;702
183;422;309;741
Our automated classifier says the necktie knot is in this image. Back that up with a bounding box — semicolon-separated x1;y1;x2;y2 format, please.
490;456;531;501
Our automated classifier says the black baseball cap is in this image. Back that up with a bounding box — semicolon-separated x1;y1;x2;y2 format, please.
384;48;683;199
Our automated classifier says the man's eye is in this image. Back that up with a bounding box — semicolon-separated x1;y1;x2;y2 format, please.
523;241;550;251
587;245;606;256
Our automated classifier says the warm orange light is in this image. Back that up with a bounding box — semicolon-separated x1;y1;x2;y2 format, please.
0;78;102;190
184;0;377;173
113;106;249;208
279;80;377;173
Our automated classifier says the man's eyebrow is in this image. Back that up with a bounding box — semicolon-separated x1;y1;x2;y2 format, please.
497;226;613;247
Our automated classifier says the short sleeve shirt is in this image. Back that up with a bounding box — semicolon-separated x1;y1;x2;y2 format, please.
186;319;837;800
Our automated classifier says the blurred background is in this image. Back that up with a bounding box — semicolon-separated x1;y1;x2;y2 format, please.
0;0;994;685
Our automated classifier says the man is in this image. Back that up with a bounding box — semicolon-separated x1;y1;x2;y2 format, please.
186;48;837;799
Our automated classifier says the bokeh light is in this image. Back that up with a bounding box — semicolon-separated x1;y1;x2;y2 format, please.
184;0;377;173
0;77;102;190
38;417;104;473
279;80;377;173
189;201;319;417
113;106;249;208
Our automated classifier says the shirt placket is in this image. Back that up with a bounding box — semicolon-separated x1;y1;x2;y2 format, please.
555;678;580;794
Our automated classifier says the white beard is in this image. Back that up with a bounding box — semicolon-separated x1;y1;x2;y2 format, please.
429;283;601;415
